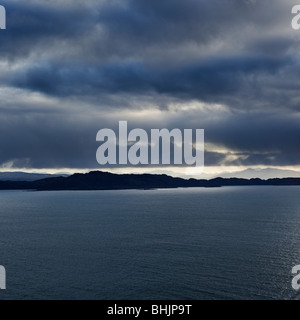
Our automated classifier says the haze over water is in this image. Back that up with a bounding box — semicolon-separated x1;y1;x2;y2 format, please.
0;186;300;300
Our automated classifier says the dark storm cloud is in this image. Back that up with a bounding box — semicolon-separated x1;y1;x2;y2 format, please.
207;113;300;166
0;1;93;60
0;0;299;169
8;55;292;111
0;111;99;169
0;108;298;169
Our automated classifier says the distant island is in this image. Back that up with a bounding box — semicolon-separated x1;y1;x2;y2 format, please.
0;171;300;191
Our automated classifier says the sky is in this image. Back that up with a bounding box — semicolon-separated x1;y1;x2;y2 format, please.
0;0;300;178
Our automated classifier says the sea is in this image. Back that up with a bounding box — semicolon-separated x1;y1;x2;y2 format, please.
0;186;300;300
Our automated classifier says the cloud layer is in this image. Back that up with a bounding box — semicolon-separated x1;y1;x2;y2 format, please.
0;0;300;170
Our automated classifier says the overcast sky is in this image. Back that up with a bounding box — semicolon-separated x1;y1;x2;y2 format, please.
0;0;300;176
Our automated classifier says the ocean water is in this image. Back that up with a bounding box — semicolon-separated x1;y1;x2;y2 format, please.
0;186;300;300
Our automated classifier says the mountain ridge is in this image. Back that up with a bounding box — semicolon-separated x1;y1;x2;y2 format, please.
0;170;300;191
0;172;66;181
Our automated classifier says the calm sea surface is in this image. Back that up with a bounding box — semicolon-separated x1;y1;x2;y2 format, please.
0;186;300;300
